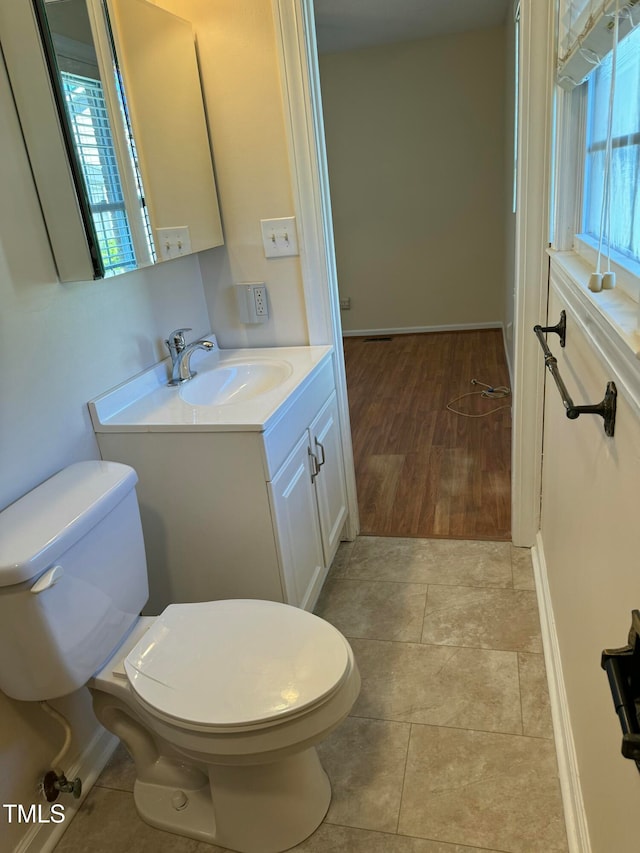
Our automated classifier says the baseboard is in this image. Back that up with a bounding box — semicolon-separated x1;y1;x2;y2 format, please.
532;534;592;853
14;728;118;853
341;321;503;337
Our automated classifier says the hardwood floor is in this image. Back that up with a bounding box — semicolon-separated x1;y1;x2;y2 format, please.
343;329;511;541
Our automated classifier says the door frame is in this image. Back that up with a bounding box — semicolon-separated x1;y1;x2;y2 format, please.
272;0;555;546
510;0;555;545
272;0;359;539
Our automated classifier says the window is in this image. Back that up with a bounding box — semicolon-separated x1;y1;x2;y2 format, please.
553;0;640;304
582;23;640;268
61;71;138;276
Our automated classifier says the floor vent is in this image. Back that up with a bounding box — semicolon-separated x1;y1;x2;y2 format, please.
363;336;393;342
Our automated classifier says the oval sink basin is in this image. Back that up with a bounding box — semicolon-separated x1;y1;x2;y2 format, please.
179;359;293;406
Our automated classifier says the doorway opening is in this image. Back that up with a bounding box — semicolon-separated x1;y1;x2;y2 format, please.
313;1;515;540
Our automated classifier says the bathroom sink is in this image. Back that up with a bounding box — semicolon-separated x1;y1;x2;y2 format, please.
88;339;333;433
179;358;293;406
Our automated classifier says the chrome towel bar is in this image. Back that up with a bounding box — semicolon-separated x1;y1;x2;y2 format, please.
533;312;617;437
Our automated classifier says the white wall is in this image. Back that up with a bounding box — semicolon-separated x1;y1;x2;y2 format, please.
540;273;640;851
0;51;211;851
318;27;507;334
153;0;310;349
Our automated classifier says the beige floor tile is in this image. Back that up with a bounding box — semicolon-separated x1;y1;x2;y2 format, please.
512;546;536;590
328;540;356;579
317;715;410;833
53;537;565;853
519;652;554;739
54;787;223;853
351;638;522;734
291;823;498;852
95;743;135;793
421;585;542;652
398;725;568;852
347;537;513;587
315;578;427;642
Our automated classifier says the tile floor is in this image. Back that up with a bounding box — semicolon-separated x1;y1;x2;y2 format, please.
54;537;568;853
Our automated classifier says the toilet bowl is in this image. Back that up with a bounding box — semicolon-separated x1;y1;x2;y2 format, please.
90;599;360;852
0;461;360;853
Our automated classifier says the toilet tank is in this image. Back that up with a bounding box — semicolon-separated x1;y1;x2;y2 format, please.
0;461;149;701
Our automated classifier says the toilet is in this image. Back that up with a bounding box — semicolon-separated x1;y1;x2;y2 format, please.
0;461;360;853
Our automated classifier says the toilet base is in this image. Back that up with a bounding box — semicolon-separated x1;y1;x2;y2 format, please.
134;747;331;853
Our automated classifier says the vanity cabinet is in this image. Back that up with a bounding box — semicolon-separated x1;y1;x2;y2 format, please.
94;352;347;614
269;391;347;609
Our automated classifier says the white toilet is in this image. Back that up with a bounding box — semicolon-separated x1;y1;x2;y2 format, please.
0;461;360;853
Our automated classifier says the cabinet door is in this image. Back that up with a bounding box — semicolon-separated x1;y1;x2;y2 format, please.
268;431;324;610
310;392;348;565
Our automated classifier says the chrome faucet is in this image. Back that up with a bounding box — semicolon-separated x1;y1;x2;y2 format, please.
165;327;215;385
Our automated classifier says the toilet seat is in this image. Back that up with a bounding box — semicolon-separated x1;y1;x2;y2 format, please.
124;599;352;731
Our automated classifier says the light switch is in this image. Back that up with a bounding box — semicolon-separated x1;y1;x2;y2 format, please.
260;217;299;258
157;226;191;261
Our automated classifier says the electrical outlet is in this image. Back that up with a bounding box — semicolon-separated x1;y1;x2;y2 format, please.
253;285;268;316
340;296;351;310
235;282;269;324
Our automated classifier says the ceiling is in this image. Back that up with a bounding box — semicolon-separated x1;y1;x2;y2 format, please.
314;0;510;54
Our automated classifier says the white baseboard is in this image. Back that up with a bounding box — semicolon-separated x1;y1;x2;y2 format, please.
532;534;591;853
341;321;503;337
14;728;118;853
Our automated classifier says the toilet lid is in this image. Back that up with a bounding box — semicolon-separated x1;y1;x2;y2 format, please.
124;599;351;728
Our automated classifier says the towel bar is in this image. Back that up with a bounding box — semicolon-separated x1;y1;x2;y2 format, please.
533;313;617;437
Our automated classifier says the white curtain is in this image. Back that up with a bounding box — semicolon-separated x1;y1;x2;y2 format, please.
582;24;640;263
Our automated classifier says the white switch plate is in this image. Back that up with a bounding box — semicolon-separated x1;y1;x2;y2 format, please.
260;217;299;258
157;226;191;261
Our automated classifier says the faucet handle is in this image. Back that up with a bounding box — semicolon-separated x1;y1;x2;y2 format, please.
165;328;192;354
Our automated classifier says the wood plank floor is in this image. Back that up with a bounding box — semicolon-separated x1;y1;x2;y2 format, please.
343;329;511;541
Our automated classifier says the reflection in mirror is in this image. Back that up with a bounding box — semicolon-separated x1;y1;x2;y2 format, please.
26;0;223;279
41;0;153;276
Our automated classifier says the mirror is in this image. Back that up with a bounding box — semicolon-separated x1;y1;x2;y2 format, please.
0;0;223;280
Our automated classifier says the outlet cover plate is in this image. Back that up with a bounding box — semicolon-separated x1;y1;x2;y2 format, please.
235;282;268;324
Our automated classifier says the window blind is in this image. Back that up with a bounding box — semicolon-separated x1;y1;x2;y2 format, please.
557;0;639;89
61;72;138;276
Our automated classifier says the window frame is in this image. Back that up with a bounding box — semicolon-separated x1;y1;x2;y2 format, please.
550;31;640;372
552;20;640;299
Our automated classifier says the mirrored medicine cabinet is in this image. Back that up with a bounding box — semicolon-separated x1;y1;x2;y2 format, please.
0;0;223;281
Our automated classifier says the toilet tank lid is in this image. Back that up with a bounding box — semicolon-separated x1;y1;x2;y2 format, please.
0;461;138;588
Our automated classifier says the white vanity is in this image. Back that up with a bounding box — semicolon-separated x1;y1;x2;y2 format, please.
89;340;348;614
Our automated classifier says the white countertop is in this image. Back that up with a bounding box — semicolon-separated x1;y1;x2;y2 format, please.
89;342;333;433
